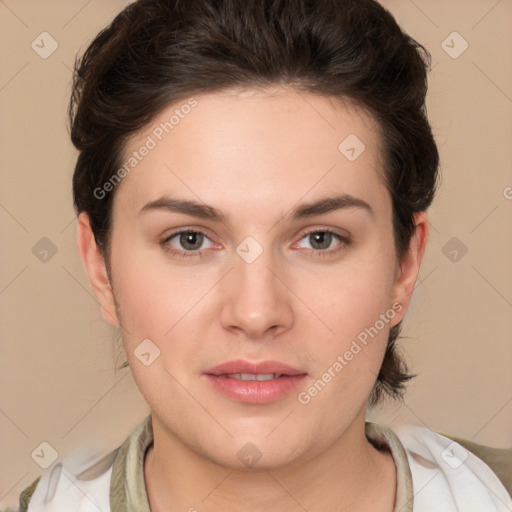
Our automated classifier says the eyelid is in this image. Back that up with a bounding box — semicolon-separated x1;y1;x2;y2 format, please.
296;225;350;240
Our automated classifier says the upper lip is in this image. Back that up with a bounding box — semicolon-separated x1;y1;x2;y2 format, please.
205;359;307;376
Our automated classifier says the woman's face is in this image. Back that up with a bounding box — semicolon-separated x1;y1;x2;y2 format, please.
81;87;426;469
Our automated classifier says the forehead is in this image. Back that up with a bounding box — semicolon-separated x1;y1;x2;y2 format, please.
115;87;387;218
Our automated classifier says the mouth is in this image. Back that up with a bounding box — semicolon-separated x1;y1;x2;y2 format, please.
219;373;288;381
203;360;308;404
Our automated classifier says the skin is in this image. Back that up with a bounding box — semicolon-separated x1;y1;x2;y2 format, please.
77;86;428;512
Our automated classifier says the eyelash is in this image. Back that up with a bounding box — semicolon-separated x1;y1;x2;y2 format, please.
161;228;350;259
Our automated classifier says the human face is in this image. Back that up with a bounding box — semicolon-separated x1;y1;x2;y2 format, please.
95;87;415;469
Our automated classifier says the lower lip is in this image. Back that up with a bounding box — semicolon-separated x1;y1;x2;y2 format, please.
203;374;307;404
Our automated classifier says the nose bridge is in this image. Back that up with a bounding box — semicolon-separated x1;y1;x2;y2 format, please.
220;238;293;337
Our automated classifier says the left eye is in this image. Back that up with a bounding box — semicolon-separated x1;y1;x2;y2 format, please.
296;230;346;252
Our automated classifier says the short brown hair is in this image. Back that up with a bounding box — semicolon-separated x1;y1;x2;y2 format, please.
70;0;439;406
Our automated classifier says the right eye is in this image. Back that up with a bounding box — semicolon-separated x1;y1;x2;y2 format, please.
161;230;215;258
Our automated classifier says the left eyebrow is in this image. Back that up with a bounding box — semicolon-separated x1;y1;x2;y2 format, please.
289;194;375;221
138;193;374;224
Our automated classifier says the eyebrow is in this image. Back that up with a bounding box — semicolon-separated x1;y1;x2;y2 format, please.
139;193;374;223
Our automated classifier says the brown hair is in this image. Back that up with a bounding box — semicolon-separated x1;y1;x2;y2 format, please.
70;0;439;406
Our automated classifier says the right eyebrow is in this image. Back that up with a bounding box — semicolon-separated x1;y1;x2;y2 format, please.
139;197;230;224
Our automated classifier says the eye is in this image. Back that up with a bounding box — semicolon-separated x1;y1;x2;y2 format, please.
296;229;349;255
161;228;350;259
162;230;214;258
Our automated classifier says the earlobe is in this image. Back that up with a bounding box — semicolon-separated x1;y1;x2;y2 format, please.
390;211;429;326
76;212;120;328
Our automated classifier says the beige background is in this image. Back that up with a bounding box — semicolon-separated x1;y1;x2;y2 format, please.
1;0;511;508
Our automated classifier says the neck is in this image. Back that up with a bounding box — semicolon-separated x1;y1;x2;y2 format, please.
144;407;396;512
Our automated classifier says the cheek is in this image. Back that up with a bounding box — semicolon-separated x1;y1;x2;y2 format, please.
292;250;397;390
300;253;396;339
110;259;207;407
110;251;221;382
110;241;204;333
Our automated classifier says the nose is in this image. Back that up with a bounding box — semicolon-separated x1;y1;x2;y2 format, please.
219;246;294;340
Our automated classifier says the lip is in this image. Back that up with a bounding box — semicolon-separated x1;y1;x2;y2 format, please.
205;359;306;376
203;359;308;404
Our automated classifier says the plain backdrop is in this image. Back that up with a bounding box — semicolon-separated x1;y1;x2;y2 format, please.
1;0;511;508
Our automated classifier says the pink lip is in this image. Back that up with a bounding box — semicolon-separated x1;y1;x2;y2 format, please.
205;359;305;376
203;359;308;404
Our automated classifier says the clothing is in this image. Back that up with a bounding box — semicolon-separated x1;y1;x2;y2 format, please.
20;415;512;511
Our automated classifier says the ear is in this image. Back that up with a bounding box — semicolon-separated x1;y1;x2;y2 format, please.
390;211;429;327
76;212;120;327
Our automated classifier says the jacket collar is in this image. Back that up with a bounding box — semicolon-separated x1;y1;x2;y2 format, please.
109;414;414;512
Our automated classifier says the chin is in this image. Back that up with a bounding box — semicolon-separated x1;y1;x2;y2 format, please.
198;432;308;472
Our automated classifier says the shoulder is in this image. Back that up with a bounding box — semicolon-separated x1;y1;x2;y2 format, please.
18;449;117;512
439;431;512;498
392;422;512;510
18;415;153;512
